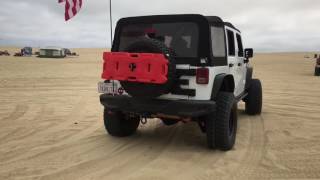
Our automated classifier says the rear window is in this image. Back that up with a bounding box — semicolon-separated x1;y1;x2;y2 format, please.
211;26;226;57
119;22;199;58
227;30;235;56
236;34;244;57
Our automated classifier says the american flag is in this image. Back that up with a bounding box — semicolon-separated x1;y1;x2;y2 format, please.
58;0;82;21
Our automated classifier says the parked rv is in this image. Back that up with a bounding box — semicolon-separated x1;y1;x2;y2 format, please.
38;47;65;58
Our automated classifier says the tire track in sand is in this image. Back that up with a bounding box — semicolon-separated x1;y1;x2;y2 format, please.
0;104;28;125
162;112;266;180
0;105;52;146
120;123;227;180
228;114;266;179
0;96;97;164
26;123;178;180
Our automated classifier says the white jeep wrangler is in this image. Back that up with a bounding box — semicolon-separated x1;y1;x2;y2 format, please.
99;14;262;151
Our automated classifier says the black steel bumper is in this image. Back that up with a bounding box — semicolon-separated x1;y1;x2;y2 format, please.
100;94;216;118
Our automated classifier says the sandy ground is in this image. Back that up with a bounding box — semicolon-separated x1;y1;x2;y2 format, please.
0;48;320;180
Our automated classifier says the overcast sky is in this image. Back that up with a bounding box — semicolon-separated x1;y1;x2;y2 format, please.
0;0;319;52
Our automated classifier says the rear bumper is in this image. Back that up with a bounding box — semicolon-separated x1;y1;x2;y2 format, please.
100;94;216;118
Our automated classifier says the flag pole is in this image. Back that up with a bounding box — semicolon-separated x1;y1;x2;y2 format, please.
109;0;113;49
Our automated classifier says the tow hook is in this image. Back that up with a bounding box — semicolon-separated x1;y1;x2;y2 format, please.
141;117;148;125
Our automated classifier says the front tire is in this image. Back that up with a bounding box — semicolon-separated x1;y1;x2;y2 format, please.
104;109;140;137
245;79;262;115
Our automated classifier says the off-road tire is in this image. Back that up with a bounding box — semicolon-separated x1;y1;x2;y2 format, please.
206;92;237;150
104;108;140;137
245;79;262;115
315;67;320;76
215;92;237;150
205;112;216;149
161;118;178;126
120;38;176;98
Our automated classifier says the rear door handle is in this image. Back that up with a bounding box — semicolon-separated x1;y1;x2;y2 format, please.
229;63;234;67
238;63;242;66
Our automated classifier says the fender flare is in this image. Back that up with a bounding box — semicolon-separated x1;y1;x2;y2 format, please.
211;74;235;100
245;67;253;90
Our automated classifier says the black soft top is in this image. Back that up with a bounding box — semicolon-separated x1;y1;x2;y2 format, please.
117;14;223;23
112;14;238;66
205;16;240;32
116;14;239;32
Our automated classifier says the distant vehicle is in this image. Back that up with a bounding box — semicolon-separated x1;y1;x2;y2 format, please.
12;47;32;57
14;52;23;57
315;56;320;76
21;47;32;56
63;48;79;56
0;50;10;56
98;14;262;151
63;48;72;56
38;47;66;58
70;52;78;56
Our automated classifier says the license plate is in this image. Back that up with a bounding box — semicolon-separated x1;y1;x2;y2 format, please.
98;82;118;94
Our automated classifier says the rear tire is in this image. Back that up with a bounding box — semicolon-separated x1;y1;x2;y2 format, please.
104;108;140;137
206;92;237;150
205;112;216;149
245;79;262;115
215;92;237;151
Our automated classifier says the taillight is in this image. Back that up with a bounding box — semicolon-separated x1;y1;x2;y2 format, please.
196;68;209;84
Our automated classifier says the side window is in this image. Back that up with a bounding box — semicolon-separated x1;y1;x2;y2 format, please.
226;30;235;56
236;34;244;57
210;26;226;57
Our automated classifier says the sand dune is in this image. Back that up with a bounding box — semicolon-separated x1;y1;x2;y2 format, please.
0;49;320;179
